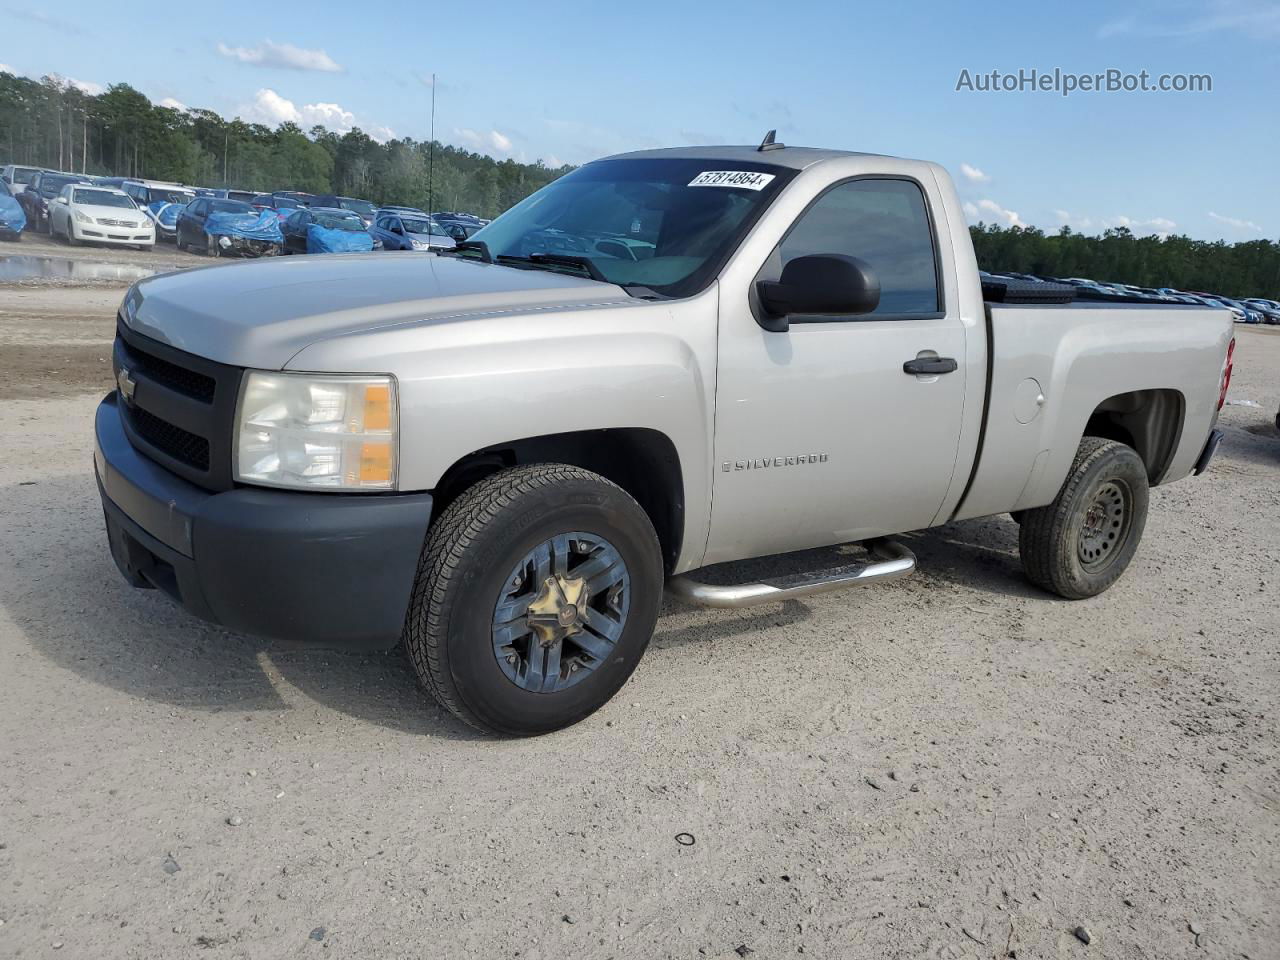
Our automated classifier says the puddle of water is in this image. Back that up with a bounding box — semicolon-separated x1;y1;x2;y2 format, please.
0;255;157;283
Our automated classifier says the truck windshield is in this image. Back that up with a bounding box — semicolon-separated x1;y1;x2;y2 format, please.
467;157;795;298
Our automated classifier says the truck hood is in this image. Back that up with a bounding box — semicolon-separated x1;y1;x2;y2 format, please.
124;253;630;368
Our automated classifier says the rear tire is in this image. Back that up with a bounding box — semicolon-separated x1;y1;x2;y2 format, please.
403;463;663;736
1018;437;1149;599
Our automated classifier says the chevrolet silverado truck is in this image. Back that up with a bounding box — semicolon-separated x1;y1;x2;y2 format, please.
95;139;1235;735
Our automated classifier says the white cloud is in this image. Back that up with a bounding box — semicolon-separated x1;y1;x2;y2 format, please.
367;125;396;144
300;101;356;130
454;127;514;156
543;154;563;169
1055;208;1095;230
975;198;1025;228
158;97;188;111
1105;214;1177;237
962;201;979;220
238;88;361;132
959;163;990;183
216;41;342;73
0;63;14;75
1209;211;1263;233
1101;2;1280;39
1054;209;1175;237
44;72;104;95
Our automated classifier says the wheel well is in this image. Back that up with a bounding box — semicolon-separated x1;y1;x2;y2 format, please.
1084;388;1185;484
431;429;685;573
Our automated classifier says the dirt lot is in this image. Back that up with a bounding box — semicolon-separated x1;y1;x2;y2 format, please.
0;234;220;400
1;248;1278;960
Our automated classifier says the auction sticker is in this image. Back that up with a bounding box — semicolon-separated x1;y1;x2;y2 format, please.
688;170;776;191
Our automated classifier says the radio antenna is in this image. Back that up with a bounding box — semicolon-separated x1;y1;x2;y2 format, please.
427;73;437;219
757;129;785;152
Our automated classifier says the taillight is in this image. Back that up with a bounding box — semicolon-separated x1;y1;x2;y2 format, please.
1217;337;1235;411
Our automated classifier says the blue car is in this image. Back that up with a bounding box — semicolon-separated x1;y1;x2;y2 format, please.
281;207;376;255
370;211;456;252
0;179;26;239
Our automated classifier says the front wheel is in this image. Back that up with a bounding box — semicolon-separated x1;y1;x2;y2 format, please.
1018;437;1149;599
403;464;663;736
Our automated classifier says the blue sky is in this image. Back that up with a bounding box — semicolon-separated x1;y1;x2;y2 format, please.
5;0;1277;240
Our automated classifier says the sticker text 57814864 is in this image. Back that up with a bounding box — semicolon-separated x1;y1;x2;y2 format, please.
687;171;777;191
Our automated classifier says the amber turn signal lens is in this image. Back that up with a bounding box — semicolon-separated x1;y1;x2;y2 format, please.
362;384;392;432
358;441;393;486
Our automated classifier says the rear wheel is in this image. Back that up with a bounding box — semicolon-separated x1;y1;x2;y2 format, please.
1018;437;1149;599
403;464;663;736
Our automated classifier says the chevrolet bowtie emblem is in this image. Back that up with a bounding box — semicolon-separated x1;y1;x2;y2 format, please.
117;366;137;403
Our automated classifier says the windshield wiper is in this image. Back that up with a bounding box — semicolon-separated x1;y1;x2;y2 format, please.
494;252;608;283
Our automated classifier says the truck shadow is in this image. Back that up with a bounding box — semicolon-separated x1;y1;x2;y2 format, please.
2;474;837;738
3;477;1075;742
1;474;486;740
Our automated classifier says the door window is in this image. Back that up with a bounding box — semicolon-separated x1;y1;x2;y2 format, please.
775;179;940;318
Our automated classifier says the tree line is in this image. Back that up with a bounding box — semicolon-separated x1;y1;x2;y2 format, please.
0;72;570;218
971;222;1280;299
3;71;1275;296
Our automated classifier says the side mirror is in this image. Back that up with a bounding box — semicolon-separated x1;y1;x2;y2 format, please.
756;254;881;332
54;196;68;204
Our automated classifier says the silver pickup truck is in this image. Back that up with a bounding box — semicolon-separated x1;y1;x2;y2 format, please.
95;140;1235;735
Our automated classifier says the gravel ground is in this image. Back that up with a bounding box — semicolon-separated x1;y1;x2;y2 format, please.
0;256;1278;959
0;235;220;401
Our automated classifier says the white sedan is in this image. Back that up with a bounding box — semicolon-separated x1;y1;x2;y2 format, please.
49;184;155;249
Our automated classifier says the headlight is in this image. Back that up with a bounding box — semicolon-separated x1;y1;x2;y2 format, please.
234;372;398;491
73;209;92;223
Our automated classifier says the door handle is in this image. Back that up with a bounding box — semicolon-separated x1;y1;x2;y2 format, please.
902;356;958;375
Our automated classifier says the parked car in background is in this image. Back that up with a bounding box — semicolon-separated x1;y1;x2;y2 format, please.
148;201;186;243
432;216;484;242
0;179;26;239
176;197;283;257
378;204;428;218
370;211;456;251
250;194;305;221
17;170;91;232
282;206;375;254
310;195;378;226
207;188;259;204
1;164;48;195
120;180;196;209
272;191;314;208
48;184;154;249
1242;299;1280;324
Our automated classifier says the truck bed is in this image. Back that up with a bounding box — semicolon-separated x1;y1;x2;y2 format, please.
951;301;1233;522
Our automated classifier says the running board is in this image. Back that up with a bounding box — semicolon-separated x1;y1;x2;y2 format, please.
666;539;917;609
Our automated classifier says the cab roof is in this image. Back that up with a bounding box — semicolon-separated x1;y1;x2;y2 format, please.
599;144;886;170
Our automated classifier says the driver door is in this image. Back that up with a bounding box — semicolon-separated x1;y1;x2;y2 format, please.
705;176;968;565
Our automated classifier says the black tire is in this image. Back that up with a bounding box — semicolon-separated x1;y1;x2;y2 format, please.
1018;437;1149;599
204;232;219;257
403;463;663;736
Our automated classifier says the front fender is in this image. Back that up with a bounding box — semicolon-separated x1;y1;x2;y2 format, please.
286;294;719;571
